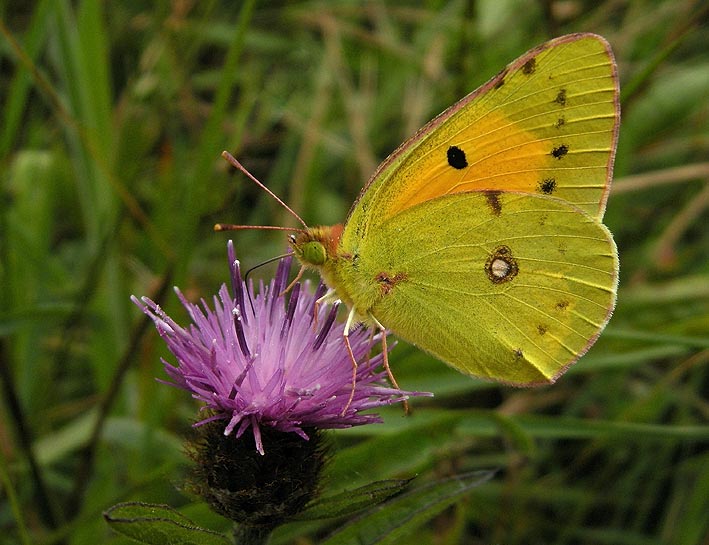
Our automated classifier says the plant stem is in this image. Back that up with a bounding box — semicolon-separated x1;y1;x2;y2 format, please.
232;524;272;545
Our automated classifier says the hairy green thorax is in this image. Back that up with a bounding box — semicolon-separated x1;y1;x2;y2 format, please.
290;224;384;322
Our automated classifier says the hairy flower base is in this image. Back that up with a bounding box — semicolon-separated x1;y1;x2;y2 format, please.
134;241;429;454
186;421;327;526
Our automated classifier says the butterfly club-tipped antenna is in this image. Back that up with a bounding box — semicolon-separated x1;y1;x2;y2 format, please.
215;151;312;296
215;151;309;231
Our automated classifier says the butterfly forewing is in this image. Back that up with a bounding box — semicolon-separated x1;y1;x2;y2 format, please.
342;33;619;252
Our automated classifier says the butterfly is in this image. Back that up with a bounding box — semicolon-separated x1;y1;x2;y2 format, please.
218;33;620;398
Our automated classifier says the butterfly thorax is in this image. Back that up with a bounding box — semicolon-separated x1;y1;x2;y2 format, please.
290;224;395;326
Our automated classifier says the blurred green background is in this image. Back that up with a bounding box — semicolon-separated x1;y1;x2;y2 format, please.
1;1;707;544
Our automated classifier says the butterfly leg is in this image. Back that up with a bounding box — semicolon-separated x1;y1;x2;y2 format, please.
279;265;305;297
340;306;359;416
370;314;409;414
314;288;339;330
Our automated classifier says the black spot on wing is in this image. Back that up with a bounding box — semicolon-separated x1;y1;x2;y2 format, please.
447;146;468;169
538;178;556;195
493;69;508;89
522;57;536;75
551;144;569;159
554;88;567;105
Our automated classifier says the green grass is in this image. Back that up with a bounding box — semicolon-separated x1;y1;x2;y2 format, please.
1;1;708;544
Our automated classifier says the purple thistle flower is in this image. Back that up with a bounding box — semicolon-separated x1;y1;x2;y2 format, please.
133;241;427;455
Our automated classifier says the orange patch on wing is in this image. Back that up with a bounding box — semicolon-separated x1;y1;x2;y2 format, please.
385;110;551;218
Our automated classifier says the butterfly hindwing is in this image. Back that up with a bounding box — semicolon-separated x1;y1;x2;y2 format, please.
337;191;618;384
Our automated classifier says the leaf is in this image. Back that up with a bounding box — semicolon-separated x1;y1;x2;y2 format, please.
103;502;230;545
320;470;496;545
327;413;464;490
292;478;413;521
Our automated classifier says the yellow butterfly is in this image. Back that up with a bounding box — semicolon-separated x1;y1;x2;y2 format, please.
218;33;619;393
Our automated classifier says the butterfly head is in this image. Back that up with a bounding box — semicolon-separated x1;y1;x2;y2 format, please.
288;224;343;269
291;238;326;266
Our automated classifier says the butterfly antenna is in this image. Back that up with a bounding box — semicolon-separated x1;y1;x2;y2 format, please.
214;223;307;234
221;150;308;228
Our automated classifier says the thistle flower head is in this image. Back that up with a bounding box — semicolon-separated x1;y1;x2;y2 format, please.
133;241;425;454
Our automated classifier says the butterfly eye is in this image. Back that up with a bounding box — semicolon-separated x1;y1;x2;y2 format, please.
302;242;327;266
288;234;297;243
